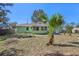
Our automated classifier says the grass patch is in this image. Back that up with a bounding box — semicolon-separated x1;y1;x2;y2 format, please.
0;35;9;41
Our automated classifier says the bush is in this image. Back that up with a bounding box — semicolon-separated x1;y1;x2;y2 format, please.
0;29;15;36
0;35;8;41
0;48;24;56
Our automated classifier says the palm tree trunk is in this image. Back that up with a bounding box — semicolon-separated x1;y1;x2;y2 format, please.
69;33;71;36
47;34;54;46
64;31;66;35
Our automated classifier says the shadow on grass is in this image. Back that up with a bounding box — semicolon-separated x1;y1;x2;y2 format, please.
9;34;33;38
44;51;64;56
53;43;79;47
44;51;79;56
69;42;79;45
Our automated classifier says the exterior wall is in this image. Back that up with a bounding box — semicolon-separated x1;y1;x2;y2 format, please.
16;25;79;34
72;28;79;33
16;26;48;34
32;31;48;34
16;27;26;33
16;26;32;33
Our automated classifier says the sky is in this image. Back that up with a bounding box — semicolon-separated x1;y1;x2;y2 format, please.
6;3;79;24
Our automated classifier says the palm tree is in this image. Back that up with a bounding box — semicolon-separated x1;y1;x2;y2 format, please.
65;24;73;36
47;13;64;45
31;9;48;23
31;9;49;36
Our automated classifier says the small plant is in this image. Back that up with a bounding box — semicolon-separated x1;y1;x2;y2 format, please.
0;35;8;41
65;24;73;36
47;13;64;45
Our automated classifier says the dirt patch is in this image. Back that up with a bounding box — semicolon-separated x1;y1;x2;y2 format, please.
0;48;24;56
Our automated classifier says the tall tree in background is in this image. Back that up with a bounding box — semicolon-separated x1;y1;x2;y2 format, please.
47;13;64;46
76;23;79;28
31;9;48;23
0;3;13;27
0;3;13;35
71;22;75;26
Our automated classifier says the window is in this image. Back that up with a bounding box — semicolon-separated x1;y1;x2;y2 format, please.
36;27;39;31
33;27;35;30
41;27;44;30
33;27;39;31
41;26;47;31
45;27;47;30
26;27;29;30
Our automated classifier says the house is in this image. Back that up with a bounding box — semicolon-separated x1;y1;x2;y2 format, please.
9;22;17;32
0;22;11;35
16;22;64;35
72;27;79;33
16;23;48;34
0;22;17;35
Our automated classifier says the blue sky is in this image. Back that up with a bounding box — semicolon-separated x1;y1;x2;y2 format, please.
7;3;79;24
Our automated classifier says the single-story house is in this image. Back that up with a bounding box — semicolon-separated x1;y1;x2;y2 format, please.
0;22;11;35
0;22;17;35
72;27;79;33
16;23;49;34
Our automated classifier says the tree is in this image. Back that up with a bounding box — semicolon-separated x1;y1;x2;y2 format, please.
31;9;48;23
65;24;73;36
0;3;13;35
0;3;13;29
76;23;79;28
47;13;64;45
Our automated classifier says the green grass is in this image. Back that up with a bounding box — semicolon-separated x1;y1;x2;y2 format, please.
0;41;6;52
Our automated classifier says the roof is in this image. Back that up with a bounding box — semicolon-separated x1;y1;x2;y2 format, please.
73;27;79;30
16;23;48;27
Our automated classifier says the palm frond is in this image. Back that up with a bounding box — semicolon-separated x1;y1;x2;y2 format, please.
49;13;64;35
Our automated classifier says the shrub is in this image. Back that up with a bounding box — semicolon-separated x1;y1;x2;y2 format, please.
0;36;8;41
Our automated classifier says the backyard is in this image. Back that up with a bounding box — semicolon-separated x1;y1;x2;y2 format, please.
0;34;79;56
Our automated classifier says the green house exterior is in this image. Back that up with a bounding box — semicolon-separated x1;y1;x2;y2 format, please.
16;23;48;34
16;26;32;33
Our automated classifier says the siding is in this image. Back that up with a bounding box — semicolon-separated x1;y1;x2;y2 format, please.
16;23;49;34
16;26;48;34
16;26;32;33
